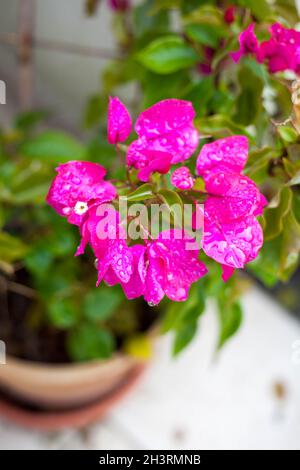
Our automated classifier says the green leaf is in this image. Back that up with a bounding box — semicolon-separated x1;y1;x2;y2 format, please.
280;209;300;280
237;0;272;20
122;183;154;201
14;110;48;132
263;187;293;240
20;131;87;164
67;324;115;361
195;114;253;140
158;189;183;228
278;125;299;143
133;0;170;38
218;301;243;348
234;67;263;126
185;23;225;48
172;321;197;356
84;288;122;322
0;232;28;262
138;36;198;74
245;147;280;185
48;298;80;329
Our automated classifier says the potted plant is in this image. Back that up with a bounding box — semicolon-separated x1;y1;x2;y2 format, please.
0;0;300;430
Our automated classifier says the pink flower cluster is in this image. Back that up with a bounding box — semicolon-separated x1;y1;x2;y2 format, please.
47;97;266;304
231;23;300;74
196;136;266;281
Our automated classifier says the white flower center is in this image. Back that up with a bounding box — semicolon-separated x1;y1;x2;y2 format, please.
74;201;88;215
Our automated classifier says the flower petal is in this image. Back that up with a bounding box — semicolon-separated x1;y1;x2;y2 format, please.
204;171;264;223
46;161;116;226
131;99;199;164
202;214;263;269
146;230;207;303
196;136;248;177
107;96;132;144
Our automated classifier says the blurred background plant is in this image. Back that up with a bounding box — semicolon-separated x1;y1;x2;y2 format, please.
0;0;300;363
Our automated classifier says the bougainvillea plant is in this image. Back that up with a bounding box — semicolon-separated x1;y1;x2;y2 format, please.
47;98;266;307
82;0;300;352
1;0;300;362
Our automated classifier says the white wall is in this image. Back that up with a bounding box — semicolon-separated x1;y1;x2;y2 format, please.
0;0;118;129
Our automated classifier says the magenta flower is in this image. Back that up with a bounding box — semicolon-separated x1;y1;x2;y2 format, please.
46;161;117;226
76;204;134;285
203;214;263;270
106;230;207;305
196;135;248;178
171;166;195;190
107;96;132;145
231;22;300;74
260;24;300;73
126;99;199;180
196;136;267;274
104;244;147;300
231;24;261;63
127;146;173;182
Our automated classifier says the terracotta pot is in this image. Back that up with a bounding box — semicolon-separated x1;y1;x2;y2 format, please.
0;352;146;410
0;363;146;431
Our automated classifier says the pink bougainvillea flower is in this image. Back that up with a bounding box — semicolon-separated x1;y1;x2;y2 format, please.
260;40;293;73
104;244;147;300
127;99;199;174
107;96;132;144
46;161;117;226
203;214;263;270
196;136;267;275
231;22;300;74
144;230;207;305
127;146;173;182
196;135;248;178
221;265;235;282
259;24;300;73
105;230;207;305
231;24;261;63
171;166;195;190
76;204;134;285
224;6;235;24
204;171;266;223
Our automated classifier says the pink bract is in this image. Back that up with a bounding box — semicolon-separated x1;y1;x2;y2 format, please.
204;171;266;223
196;135;248;178
197;136;267;277
46;161;117;226
144;230;207;305
231;24;260;63
221;265;235;282
127;146;173;182
202;214;263;270
106;230;207;305
260;23;300;73
127;99;199;173
171;166;195;190
76;204;134;285
107;96;132;144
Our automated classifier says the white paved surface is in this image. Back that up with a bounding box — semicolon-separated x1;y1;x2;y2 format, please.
0;286;300;450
